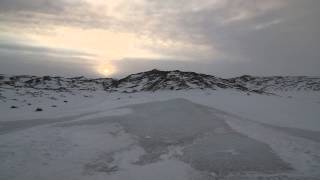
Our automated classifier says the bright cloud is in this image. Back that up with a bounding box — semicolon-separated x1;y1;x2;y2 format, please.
0;0;319;77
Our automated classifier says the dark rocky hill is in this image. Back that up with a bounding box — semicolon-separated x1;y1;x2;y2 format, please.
1;70;319;94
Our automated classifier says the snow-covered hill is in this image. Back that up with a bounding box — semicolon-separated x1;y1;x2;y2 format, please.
0;74;113;91
106;69;254;93
2;69;319;95
230;75;320;92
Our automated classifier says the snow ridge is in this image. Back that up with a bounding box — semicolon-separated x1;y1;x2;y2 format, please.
0;74;113;92
106;69;253;93
230;75;320;92
1;69;319;94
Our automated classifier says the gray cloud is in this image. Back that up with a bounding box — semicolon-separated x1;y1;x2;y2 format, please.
0;0;67;13
0;0;319;77
111;57;320;79
0;40;98;77
0;49;99;77
134;0;320;75
0;42;95;58
0;0;116;31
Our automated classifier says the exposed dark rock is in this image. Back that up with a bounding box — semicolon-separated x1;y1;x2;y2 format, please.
35;108;43;112
1;70;319;94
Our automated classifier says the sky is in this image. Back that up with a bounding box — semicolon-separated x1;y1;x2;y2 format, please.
0;0;319;78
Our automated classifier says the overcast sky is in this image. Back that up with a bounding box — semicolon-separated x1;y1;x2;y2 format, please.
0;0;319;78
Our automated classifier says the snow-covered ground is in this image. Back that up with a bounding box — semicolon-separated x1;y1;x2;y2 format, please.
0;89;320;180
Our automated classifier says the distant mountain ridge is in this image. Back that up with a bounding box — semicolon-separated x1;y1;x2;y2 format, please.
0;74;114;91
1;69;320;94
230;75;320;92
105;69;255;93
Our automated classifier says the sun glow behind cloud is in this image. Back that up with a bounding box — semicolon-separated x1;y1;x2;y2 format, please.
0;0;168;76
97;63;117;76
0;0;224;77
25;27;164;76
2;0;319;77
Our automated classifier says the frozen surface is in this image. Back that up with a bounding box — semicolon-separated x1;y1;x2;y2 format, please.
1;89;320;180
66;99;291;175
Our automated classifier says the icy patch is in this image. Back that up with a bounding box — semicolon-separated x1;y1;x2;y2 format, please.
224;114;320;177
69;99;293;177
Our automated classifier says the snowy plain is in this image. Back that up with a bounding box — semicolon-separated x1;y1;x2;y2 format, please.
0;89;320;180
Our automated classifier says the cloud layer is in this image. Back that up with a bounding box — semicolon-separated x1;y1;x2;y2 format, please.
0;0;319;77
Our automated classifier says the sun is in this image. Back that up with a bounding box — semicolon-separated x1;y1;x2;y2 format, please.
97;64;116;77
102;68;111;75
